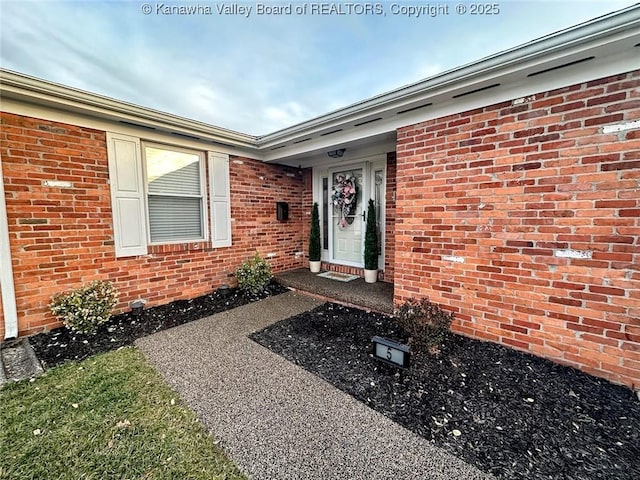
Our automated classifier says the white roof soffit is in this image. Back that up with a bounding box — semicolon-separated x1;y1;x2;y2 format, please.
0;70;260;151
259;5;640;162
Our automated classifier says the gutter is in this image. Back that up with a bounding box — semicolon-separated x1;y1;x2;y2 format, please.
0;70;261;150
258;4;640;146
0;159;18;339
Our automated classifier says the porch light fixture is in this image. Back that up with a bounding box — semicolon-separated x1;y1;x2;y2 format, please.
327;148;346;158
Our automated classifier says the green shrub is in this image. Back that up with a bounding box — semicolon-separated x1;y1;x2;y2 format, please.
235;253;273;294
395;297;453;354
50;280;118;334
309;202;321;262
364;199;379;270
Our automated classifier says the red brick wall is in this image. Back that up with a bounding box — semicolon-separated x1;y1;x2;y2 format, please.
384;152;397;282
395;71;640;388
0;112;305;336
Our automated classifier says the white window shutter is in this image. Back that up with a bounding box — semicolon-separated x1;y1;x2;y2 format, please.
106;133;148;257
208;152;232;247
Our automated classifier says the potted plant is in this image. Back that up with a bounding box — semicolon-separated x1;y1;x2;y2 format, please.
309;202;322;273
364;199;379;283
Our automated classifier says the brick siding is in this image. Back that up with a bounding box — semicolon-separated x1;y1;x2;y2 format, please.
0;112;305;336
384;152;397;282
395;70;640;388
3;69;639;389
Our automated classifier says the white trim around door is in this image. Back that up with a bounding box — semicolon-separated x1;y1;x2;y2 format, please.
313;154;386;271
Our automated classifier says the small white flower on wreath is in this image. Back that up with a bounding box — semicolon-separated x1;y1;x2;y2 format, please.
332;173;357;228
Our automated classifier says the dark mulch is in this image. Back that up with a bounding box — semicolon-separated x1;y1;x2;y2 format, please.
30;282;289;369
250;302;640;480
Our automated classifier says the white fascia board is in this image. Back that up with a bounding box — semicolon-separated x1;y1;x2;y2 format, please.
0;159;18;339
0;70;260;151
0;97;263;160
258;8;640;150
262;45;640;162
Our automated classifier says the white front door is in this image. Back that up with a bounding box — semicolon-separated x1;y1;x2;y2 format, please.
316;157;386;270
329;166;364;265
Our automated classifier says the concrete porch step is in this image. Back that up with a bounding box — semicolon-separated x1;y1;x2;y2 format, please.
275;268;394;314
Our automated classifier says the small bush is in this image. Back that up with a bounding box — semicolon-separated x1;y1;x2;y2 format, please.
235;253;273;294
395;297;453;354
50;280;118;334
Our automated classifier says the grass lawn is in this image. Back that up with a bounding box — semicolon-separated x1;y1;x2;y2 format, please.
0;347;246;480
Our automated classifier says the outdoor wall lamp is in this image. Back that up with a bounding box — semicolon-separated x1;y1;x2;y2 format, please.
327;148;346;158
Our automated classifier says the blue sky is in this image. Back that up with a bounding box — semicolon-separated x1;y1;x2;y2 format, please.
1;1;637;135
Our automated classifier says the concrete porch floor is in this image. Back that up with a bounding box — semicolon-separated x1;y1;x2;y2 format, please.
275;268;394;314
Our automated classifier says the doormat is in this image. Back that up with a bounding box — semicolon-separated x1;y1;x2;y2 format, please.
316;271;359;282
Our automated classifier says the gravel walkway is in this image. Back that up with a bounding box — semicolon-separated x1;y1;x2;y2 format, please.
136;291;493;480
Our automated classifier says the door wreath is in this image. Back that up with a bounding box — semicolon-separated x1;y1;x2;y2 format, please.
332;173;358;229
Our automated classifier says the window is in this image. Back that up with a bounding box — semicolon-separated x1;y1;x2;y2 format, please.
106;132;231;258
322;177;329;250
374;168;384;250
143;145;205;243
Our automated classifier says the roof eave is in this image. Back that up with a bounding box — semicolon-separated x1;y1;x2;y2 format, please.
0;69;261;151
257;5;640;149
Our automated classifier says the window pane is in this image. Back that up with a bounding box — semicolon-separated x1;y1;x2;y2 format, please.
148;196;203;242
375;169;384;251
322;177;328;250
146;147;201;196
144;145;204;243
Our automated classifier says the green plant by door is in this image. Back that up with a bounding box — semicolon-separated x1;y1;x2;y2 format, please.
309;202;321;262
364;199;379;271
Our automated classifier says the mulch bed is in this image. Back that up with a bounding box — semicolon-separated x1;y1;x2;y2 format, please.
250;302;640;480
29;282;289;369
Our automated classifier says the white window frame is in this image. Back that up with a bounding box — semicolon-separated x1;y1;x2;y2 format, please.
312;154;386;269
141;142;208;245
107;132;232;257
